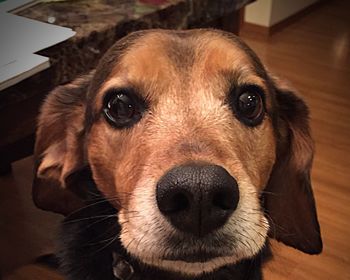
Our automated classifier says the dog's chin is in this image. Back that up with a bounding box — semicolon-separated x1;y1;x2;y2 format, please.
120;227;267;276
133;253;241;276
121;228;268;276
123;236;259;276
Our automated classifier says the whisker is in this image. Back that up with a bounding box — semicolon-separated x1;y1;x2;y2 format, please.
63;214;117;224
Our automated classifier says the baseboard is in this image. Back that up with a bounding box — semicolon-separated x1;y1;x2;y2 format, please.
240;22;270;39
240;0;327;39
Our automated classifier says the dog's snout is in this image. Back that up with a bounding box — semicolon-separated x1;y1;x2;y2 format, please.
156;163;239;236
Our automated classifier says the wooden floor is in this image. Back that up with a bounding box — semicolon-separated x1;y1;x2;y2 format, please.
1;1;349;279
242;1;350;279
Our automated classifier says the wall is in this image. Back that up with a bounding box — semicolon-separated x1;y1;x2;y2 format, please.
244;0;272;27
245;0;319;27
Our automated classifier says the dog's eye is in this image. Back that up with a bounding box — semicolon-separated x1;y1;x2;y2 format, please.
103;89;144;128
237;92;262;119
230;86;265;126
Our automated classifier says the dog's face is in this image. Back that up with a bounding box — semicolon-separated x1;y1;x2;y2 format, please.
86;30;275;274
33;30;322;276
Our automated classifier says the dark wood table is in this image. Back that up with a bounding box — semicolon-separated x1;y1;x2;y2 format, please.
0;0;252;174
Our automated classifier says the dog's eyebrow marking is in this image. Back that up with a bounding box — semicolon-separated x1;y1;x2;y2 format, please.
97;77;159;107
219;68;267;89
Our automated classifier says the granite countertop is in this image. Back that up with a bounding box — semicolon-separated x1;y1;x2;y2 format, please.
18;0;249;38
1;0;251;106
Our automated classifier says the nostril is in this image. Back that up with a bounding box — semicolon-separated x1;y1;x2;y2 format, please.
213;192;230;210
157;188;192;214
212;183;239;212
166;192;190;213
173;192;190;212
212;191;236;210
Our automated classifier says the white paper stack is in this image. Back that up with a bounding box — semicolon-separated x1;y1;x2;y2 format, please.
0;0;76;91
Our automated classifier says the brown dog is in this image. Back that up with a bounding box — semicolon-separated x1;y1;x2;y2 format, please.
33;29;322;279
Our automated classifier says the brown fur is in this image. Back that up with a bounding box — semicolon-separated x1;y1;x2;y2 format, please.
88;31;275;202
33;29;322;274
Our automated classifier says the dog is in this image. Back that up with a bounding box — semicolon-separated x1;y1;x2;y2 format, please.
32;29;322;279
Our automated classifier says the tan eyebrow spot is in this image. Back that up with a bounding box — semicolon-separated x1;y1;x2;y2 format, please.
190;36;268;99
114;33;178;88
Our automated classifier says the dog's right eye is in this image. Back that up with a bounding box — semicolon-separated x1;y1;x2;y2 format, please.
103;89;145;128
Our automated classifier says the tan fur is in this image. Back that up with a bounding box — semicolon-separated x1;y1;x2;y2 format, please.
89;31;275;202
36;75;90;187
34;30;321;275
83;31;276;273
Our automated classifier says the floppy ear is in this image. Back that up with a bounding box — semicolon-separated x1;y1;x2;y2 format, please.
33;73;94;215
265;78;322;254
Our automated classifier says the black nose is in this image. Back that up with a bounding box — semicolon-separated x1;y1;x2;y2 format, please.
156;163;239;236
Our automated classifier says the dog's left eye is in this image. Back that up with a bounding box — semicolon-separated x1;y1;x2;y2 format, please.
230;85;265;126
103;89;144;128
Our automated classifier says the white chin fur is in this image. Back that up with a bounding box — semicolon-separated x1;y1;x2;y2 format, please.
118;178;269;275
136;255;241;276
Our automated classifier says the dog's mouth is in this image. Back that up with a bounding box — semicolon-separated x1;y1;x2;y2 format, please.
119;211;268;275
159;232;233;262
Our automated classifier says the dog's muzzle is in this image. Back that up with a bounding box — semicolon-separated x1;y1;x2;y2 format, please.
156;163;239;237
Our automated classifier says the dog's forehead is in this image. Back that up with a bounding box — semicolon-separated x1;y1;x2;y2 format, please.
117;31;250;71
96;30;267;101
